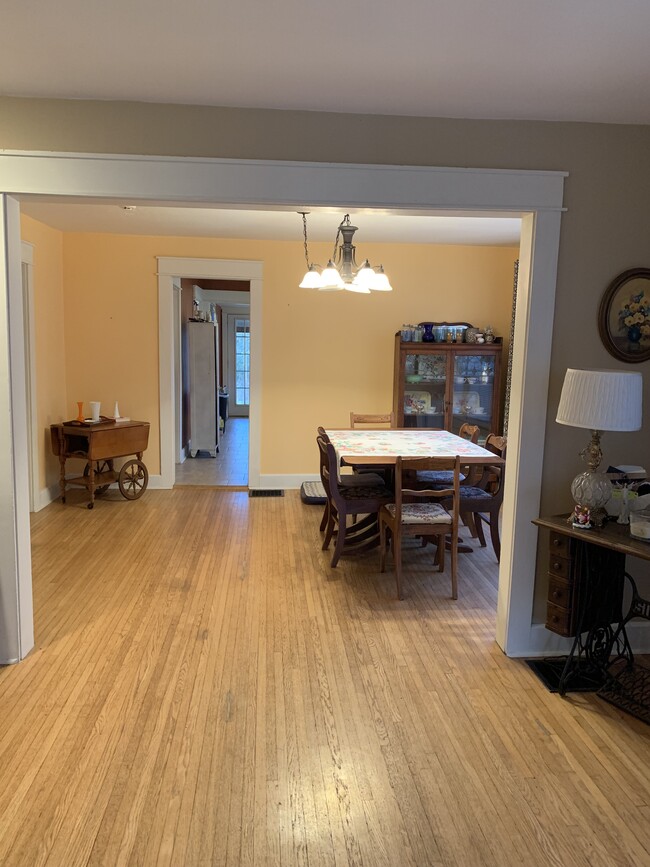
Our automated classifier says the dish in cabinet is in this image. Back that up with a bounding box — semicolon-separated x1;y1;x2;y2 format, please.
404;390;435;414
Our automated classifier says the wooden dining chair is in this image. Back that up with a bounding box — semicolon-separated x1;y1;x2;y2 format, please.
445;434;507;562
415;422;479;486
348;412;395;486
317;435;391;566
379;456;461;600
349;411;395;428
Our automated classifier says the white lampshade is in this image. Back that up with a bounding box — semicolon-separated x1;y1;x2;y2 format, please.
371;265;393;292
352;260;376;291
319;260;345;291
299;265;322;289
556;369;642;432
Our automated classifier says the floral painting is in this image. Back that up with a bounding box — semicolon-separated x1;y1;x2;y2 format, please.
617;288;650;345
599;269;650;363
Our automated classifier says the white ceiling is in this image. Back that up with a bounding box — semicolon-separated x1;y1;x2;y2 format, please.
8;1;639;243
17;198;522;246
3;0;650;124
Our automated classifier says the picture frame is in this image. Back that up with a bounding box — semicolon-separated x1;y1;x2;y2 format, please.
598;268;650;363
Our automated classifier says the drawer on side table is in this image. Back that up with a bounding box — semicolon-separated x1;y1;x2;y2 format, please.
547;574;574;609
549;531;571;557
545;532;576;637
546;603;573;636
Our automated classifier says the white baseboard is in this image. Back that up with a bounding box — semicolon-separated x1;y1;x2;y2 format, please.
37;483;61;511
36;473;168;510
146;474;166;489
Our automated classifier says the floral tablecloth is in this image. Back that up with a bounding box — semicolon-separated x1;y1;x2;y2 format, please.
325;428;498;463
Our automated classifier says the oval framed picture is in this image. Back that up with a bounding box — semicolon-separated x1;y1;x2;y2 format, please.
598;268;650;363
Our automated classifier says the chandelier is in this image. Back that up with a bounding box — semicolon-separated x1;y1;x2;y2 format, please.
298;212;393;293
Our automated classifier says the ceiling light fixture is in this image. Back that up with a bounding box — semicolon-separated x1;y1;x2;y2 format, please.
298;212;393;293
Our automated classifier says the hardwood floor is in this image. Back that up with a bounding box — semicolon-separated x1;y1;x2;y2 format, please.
1;488;649;866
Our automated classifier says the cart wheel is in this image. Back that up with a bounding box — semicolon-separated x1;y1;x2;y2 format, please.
84;460;112;495
118;459;149;500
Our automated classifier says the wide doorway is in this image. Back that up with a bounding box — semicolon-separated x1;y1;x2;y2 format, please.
0;153;565;663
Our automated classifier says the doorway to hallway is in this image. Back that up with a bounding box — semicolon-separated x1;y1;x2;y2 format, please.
173;274;252;489
175;416;248;487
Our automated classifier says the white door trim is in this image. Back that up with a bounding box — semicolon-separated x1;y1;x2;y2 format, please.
157;257;262;490
0;195;34;662
0;150;566;659
21;241;40;513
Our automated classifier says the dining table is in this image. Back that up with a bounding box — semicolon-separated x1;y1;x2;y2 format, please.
323;427;505;556
325;427;504;469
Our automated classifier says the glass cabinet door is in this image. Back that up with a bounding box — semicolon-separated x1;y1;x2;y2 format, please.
402;352;447;428
451;354;496;441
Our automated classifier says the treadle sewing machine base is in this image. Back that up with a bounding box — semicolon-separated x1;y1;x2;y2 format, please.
530;516;650;722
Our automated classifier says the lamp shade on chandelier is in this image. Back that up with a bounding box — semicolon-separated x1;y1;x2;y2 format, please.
298;212;393;293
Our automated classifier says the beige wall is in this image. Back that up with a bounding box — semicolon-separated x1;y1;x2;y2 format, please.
19;223;516;478
21;215;67;492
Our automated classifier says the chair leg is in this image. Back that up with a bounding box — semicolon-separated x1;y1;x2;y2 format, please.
322;515;335;550
474;513;487;548
330;518;347;567
450;532;458;600
322;503;335;550
394;533;404;600
437;535;445;572
462;511;478;538
320;502;328;532
488;512;501;562
379;519;387;572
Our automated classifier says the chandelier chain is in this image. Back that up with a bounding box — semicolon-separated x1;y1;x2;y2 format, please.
300;212;311;268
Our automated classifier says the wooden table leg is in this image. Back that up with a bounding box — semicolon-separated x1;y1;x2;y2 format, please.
59;454;67;503
87;461;95;509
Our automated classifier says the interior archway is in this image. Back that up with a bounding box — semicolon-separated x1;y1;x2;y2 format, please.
0;154;565;662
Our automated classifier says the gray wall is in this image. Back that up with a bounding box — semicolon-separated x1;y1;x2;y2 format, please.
4;96;650;617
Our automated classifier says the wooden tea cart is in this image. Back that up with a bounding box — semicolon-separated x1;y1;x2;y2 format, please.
50;419;150;509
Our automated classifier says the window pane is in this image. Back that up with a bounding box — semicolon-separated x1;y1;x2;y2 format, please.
233;318;251;407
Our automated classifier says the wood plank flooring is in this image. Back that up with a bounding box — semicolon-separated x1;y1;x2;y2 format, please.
1;487;649;866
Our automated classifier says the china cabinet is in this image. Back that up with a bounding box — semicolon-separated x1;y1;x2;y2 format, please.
393;332;503;440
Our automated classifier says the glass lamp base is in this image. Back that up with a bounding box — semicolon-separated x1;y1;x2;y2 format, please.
570;470;611;528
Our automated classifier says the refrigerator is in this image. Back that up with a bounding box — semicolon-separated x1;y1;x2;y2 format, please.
188;321;220;457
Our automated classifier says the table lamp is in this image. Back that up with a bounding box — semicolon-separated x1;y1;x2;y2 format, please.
556;368;643;527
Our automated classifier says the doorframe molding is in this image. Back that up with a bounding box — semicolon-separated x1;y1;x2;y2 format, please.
0;150;566;659
21;241;40;512
157;257;262;489
0;195;34;662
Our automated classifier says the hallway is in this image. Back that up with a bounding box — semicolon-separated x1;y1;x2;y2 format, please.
175;417;249;487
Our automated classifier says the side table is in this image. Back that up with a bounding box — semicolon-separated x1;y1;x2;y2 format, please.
533;515;650;698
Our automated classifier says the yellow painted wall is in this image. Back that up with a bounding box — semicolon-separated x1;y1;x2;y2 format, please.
21;215;67;493
35;227;517;477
